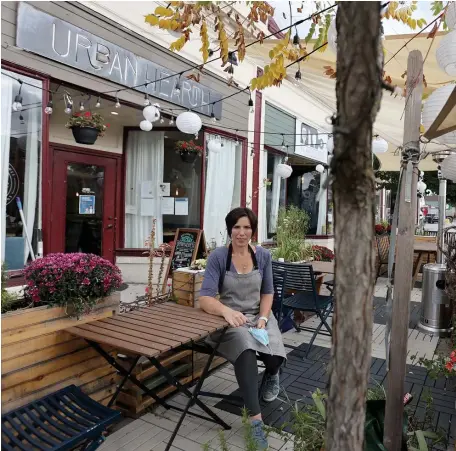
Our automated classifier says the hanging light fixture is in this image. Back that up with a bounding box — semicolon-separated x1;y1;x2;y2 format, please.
281;135;286;152
64;93;73;114
436;30;456;76
276;158;293;178
176;111;202;135
115;93;121;109
79;101;85;111
441;153;456;182
160;117;165;124
211;104;217;123
295;68;302;80
143;92;150;106
169;116;175;126
12;80;23;112
95;96;101;108
293;31;300;47
422;84;456;145
143;105;160;122
139;120;153;131
174;75;182;94
372;136;388;154
248;91;254;114
44;94;53;115
208;136;222;153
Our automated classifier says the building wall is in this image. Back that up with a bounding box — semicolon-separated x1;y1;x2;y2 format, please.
264;103;296;151
2;1;249;136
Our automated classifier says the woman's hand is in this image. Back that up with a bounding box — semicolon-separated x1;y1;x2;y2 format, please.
222;307;248;328
256;319;267;329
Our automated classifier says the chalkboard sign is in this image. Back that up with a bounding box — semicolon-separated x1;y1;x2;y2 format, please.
163;229;207;292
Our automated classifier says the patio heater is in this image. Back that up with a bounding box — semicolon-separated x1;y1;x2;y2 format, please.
417;156;453;337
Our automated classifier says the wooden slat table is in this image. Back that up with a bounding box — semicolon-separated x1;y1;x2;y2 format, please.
68;302;229;451
311;261;335;274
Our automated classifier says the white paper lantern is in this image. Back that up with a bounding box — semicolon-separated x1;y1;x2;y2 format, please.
441;153;456;182
207;137;222;153
446;2;456;30
176;111;202;135
276;163;293;179
372;136;388;154
417;179;427;195
139;120;153;131
436;30;456;76
326;136;334;154
143;105;160;122
316;164;325;174
422;84;456;145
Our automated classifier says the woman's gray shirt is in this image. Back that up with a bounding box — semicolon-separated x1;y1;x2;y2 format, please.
199;246;274;298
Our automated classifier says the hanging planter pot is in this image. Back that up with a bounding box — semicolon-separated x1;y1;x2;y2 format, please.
71;127;99;145
179;151;198;164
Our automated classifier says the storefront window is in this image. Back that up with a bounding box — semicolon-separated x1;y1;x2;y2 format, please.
124;130;203;248
265;152;286;239
204;133;243;247
1;70;42;270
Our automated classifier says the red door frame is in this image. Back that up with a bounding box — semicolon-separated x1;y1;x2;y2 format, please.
48;143;123;261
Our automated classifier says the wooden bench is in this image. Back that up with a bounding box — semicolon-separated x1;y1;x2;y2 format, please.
1;385;121;450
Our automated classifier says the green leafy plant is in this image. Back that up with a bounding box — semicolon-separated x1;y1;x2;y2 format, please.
65;112;108;136
189;258;207;270
271;206;313;262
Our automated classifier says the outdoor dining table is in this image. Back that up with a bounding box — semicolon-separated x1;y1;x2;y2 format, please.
412;241;438;286
68;302;229;451
311;261;335;274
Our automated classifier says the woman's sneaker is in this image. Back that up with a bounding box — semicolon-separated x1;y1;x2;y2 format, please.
251;420;269;450
262;373;280;402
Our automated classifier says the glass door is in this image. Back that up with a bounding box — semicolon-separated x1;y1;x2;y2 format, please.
50;149;117;262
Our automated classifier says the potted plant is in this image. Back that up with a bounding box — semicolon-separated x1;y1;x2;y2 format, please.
23;252;122;318
66;112;108;145
312;245;335;262
375;221;391;235
175;140;203;164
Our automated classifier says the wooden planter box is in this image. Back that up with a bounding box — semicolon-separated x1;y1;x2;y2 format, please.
1;293;120;413
172;268;205;307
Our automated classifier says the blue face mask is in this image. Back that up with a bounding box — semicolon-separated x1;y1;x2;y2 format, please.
249;327;270;347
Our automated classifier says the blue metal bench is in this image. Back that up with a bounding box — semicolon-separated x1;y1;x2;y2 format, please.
1;385;121;450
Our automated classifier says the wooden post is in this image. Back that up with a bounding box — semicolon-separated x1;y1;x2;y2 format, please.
384;50;423;450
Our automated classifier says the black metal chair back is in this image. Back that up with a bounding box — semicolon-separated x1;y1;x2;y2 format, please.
272;261;317;304
271;265;287;322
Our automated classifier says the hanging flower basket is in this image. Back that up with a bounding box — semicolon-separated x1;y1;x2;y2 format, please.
66;112;108;145
175;140;203;164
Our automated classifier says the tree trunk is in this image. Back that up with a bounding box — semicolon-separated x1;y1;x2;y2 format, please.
325;3;382;450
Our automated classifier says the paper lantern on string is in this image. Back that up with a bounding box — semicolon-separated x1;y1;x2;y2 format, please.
326;136;334;154
372;136;388;154
446;2;456;30
176;111;202;135
316;164;325;174
436;30;456;76
140;120;153;131
207;136;222;153
422;84;456;145
276;163;293;179
441;153;456;182
143;105;160;122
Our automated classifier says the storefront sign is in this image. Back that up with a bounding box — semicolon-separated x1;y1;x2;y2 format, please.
16;3;223;118
295;119;328;164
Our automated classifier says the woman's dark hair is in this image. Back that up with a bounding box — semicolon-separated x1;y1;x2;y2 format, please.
225;207;258;237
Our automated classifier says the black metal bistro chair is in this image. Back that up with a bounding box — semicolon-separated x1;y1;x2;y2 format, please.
271;265;287;325
272;261;334;358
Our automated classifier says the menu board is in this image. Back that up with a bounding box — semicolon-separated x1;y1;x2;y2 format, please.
162;229;207;292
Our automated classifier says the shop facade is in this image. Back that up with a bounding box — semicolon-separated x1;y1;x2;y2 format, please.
1;1;250;277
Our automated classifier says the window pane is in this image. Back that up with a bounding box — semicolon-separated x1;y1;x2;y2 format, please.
204;134;242;248
124;130;203;248
1;70;42;270
266;152;286;239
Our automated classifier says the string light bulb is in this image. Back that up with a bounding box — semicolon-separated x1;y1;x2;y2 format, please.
293;32;300;47
248;92;254;114
44;98;53;115
19;114;25;125
79;101;85;111
295;69;302;80
95;97;101;108
281;135;286;152
211;104;217;123
144;93;150;106
115;93;121;109
12;81;23;112
64;102;72;114
160;117;165;124
169;116;175;125
174;76;181;94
